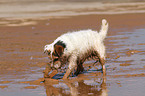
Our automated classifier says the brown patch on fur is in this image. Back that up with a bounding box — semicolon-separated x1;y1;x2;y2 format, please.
52;40;66;59
54;45;64;57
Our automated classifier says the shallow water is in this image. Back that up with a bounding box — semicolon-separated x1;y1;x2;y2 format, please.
0;27;145;96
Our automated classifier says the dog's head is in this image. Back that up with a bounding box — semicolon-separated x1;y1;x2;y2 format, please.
44;44;53;58
44;41;66;69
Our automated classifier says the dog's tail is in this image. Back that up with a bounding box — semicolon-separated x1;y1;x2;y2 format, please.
99;19;109;41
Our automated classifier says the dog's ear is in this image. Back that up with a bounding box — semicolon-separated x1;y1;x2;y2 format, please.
54;45;64;57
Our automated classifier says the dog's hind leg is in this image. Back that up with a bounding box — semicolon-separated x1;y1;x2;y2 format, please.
74;63;84;76
98;57;106;75
95;44;106;75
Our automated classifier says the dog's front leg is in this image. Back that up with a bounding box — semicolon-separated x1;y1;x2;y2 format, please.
62;55;77;80
62;68;72;80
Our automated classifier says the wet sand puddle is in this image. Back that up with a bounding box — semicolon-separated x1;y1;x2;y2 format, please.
106;28;145;96
0;26;145;96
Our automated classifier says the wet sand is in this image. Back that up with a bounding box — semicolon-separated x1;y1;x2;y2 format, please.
0;12;145;95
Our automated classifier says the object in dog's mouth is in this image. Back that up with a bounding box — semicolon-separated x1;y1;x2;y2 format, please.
51;60;62;69
43;61;58;78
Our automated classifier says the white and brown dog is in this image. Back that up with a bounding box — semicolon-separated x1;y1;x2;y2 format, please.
44;19;109;79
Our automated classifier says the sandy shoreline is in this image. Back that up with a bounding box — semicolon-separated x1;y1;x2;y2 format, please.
0;13;145;74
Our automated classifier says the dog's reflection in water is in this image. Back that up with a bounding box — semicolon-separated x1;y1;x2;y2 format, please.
44;76;108;96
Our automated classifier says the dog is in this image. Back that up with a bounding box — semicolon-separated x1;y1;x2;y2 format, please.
44;19;109;79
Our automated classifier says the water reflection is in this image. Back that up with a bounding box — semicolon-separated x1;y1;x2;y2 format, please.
44;76;107;96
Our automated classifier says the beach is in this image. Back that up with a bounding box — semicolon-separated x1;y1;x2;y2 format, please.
0;0;145;96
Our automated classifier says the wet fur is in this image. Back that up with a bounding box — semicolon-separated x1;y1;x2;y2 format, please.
44;19;109;79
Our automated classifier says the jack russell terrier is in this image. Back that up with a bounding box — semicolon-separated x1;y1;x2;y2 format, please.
44;19;109;79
